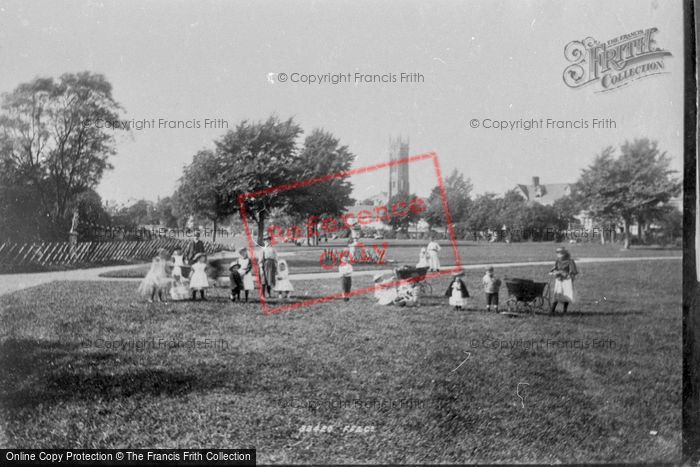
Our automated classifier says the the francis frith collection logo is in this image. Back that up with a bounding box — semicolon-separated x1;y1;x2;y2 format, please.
563;27;672;92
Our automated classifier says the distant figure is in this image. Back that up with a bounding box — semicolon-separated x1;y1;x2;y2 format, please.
338;256;353;301
348;238;357;260
482;266;502;312
228;262;244;302
416;247;429;268
238;247;255;302
426;237;441;271
445;270;469;310
549;247;578;313
190;231;205;262
189;253;210;300
274;259;294;299
261;235;278;297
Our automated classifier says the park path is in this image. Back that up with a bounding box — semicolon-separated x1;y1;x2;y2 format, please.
0;255;681;297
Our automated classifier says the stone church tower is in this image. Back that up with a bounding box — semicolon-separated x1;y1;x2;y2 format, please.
388;136;409;200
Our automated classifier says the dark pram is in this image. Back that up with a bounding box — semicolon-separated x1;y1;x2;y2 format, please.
394;265;433;295
504;278;550;313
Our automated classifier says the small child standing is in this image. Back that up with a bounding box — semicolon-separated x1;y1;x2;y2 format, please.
229;262;244;301
189;253;210;301
445;270;469;310
338;255;353;301
482;266;502;312
172;247;186;280
274;259;294;299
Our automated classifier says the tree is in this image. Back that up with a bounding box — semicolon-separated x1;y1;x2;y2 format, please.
575;139;681;248
425;169;473;227
386;192;423;232
0;72;124;240
216;116;303;245
465;193;500;236
285;129;355;245
154;196;179;228
174;149;232;242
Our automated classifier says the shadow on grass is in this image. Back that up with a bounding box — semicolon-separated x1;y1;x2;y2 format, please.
0;338;252;410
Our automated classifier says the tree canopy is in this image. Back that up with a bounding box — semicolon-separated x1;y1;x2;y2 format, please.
0;72;123;240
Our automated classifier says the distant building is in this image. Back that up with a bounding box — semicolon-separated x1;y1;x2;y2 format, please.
388;136;409;200
514;176;572;206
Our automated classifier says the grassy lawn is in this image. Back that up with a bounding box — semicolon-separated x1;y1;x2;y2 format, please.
98;240;681;278
1;260;681;463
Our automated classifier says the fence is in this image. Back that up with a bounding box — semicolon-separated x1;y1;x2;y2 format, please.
0;237;225;270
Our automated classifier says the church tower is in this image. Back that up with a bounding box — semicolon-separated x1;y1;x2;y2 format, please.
388;136;409;200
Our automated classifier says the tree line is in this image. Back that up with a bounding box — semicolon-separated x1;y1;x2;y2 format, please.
0;72;682;249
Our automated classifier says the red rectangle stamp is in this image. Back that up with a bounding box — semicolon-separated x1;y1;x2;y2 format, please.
238;151;461;315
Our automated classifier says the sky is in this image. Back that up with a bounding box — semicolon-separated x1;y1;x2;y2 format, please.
0;0;685;205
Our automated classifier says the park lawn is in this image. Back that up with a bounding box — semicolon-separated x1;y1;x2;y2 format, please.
98;240;681;278
0;260;681;463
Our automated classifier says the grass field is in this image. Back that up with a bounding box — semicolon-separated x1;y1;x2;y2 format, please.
98;240;681;278
0;260;681;463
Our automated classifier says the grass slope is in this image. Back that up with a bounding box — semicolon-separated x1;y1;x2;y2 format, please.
0;261;681;463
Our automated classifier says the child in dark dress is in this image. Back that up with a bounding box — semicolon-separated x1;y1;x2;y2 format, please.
229;262;244;302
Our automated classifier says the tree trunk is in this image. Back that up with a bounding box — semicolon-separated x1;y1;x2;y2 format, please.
600;225;605;245
257;211;265;246
212;219;217;243
622;218;630;249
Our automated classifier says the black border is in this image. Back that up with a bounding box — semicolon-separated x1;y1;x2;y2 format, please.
682;0;699;463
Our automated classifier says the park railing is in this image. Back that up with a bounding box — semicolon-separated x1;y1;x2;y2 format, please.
0;237;225;270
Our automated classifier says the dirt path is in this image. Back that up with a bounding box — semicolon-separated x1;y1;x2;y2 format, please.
0;256;681;297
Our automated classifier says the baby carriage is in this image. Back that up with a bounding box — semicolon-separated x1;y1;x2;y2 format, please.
394;265;433;295
504;277;550;313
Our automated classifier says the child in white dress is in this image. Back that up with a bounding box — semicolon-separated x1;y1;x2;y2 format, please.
238;248;255;302
189;253;210;300
416;247;429;268
274;259;294;298
445;271;469;310
373;273;398;305
171;247;186;279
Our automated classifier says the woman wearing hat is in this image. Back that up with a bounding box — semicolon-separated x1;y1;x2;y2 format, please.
549;247;578;313
261;235;278;297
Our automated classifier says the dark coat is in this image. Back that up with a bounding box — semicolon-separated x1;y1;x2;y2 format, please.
551;257;578;280
228;267;244;290
190;239;205;261
445;278;469;298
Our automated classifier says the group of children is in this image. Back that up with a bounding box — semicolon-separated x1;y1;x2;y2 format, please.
138;246;295;303
140;242;576;313
138;247;212;302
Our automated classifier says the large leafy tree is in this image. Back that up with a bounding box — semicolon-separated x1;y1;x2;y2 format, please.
217;116;303;245
575;139;680;248
0;72;123;240
285;128;355;245
425;169;473;228
174;149;231;242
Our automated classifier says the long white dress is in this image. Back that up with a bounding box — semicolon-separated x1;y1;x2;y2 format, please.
239;257;255;291
274;266;294;292
449;281;467;307
553;278;575;303
172;254;185;278
427;241;441;271
189;262;209;290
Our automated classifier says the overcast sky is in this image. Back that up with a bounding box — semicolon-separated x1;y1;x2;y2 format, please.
0;0;684;204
